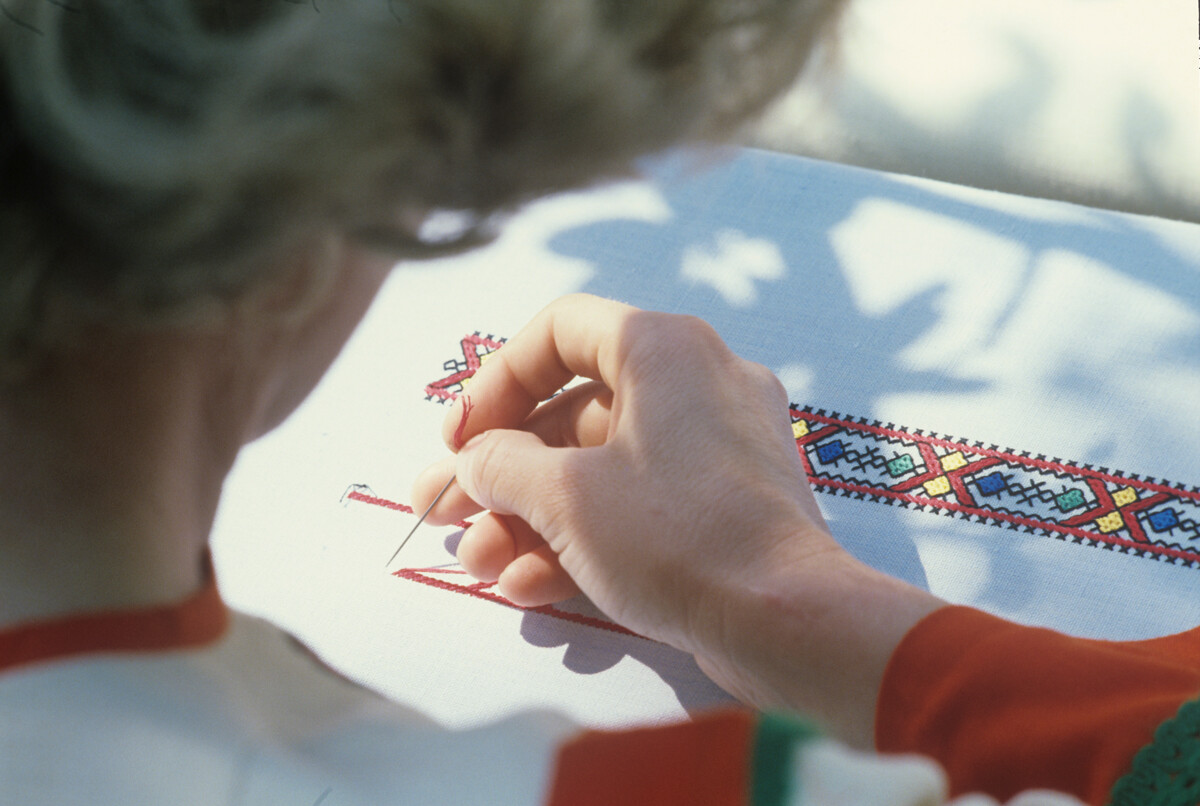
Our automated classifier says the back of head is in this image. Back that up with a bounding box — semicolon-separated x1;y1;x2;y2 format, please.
0;0;842;375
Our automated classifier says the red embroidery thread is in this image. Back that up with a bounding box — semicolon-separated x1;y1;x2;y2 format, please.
425;333;505;403
345;490;473;531
421;334;1200;570
346;491;642;639
393;567;642;639
452;394;474;450
793;408;1200;567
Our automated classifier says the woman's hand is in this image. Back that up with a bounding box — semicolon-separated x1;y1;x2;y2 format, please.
413;294;827;639
413;294;945;745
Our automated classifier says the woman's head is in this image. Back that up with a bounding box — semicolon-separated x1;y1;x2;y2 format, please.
0;0;841;375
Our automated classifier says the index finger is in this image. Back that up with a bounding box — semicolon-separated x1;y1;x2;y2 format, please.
441;294;636;449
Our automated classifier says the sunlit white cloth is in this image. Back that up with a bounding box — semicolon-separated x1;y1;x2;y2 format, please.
212;148;1200;734
753;0;1200;223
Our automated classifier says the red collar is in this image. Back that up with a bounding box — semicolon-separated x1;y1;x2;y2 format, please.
0;563;229;675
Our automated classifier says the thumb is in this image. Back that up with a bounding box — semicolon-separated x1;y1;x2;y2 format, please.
454;428;571;529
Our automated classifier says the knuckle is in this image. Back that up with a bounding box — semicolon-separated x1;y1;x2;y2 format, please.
549;292;590;314
751;362;787;400
639;313;729;363
672;314;722;346
551;292;626;318
750;370;791;419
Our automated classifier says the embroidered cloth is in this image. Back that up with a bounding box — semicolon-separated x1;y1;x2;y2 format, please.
211;149;1200;740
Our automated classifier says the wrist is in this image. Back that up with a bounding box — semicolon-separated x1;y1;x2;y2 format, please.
697;537;947;749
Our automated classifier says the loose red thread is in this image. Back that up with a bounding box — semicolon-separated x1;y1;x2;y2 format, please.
452;394;474;450
394;568;642;639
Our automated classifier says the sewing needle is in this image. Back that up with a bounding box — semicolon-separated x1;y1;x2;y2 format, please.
386;475;455;568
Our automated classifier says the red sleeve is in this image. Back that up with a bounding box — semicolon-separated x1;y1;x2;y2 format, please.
545;710;757;806
876;606;1200;805
544;709;818;806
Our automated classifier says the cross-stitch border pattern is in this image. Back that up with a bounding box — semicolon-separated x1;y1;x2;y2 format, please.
792;409;1200;567
422;333;1200;569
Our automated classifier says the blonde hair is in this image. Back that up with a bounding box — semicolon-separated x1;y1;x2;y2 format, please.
0;0;841;368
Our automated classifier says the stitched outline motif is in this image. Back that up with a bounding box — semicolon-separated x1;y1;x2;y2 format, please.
425;335;1200;568
344;489;642;639
394;568;641;639
424;333;505;402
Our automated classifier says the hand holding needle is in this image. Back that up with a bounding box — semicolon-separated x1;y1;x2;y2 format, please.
385;475;455;568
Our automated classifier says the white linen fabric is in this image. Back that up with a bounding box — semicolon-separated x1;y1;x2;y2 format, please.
212;147;1200;735
0;610;574;805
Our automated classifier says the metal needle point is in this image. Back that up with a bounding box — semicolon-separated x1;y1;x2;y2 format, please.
386;475;455;568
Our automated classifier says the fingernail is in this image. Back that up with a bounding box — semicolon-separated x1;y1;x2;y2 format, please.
451;393;474;450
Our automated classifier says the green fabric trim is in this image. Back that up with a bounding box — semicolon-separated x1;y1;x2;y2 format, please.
1108;696;1200;806
750;711;821;806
